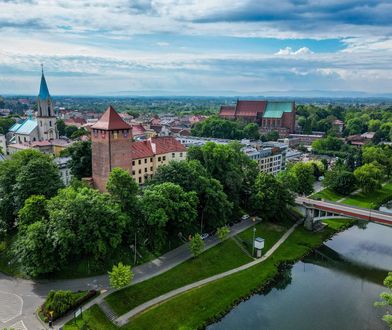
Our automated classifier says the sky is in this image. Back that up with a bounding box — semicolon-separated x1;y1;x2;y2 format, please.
0;0;392;96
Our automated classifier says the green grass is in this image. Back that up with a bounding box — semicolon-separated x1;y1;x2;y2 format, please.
122;219;352;330
310;188;346;202
105;237;253;315
341;182;392;209
63;304;117;330
236;221;289;255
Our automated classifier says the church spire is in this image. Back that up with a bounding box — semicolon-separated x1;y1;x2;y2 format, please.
39;64;50;100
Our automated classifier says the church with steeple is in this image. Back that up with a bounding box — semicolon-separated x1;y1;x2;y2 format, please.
8;66;59;145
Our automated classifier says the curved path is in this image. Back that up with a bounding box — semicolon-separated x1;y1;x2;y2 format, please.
0;219;257;330
115;221;300;326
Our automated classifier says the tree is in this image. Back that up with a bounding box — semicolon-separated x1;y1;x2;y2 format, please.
276;170;299;193
217;226;230;241
150;160;232;230
64;125;78;138
45;290;75;317
289;162;315;195
363;146;392;177
188;142;258;212
324;167;357;195
57;119;66;137
0;149;62;233
141;183;198;250
18;195;48;227
251;172;294;221
312;136;343;153
108;262;134;289
243;123;260;140
354;163;384;194
13;220;58;276
375;272;392;329
47;186;127;261
63;141;92;179
189;234;204;257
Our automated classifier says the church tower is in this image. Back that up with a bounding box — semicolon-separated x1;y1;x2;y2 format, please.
37;65;58;141
91;105;133;192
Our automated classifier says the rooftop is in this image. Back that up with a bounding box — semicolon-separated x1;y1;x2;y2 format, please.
91;106;131;131
263;102;294;119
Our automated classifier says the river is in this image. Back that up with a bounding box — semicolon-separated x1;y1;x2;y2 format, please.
208;222;392;330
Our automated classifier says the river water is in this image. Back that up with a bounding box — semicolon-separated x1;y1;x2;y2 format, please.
208;222;392;330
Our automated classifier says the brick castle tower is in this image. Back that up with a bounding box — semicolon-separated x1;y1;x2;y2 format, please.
91;106;132;191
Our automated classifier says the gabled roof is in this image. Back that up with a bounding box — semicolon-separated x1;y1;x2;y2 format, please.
236;101;266;117
131;137;186;160
131;140;154;159
132;124;146;136
9;119;38;135
39;72;50;100
263;102;294;119
91;106;131;130
219;106;236;117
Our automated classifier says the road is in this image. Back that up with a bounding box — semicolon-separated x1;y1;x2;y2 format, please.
0;218;257;330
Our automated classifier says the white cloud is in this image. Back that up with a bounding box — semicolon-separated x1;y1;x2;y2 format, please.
275;47;314;56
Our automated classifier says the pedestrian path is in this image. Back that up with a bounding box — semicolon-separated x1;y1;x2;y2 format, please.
115;221;301;326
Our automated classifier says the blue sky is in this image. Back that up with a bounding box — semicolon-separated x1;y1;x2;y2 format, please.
0;0;391;96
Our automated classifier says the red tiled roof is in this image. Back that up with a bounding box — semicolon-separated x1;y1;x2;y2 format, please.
64;117;87;126
219;106;236;117
153;136;186;154
91;106;131;130
132;124;146;136
235;100;266;117
131;140;154;159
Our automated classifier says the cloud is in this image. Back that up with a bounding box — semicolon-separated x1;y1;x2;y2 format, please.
275;47;314;56
156;42;170;47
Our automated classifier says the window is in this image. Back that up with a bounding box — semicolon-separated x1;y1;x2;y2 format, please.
150;166;153;171
145;168;148;172
180;152;183;157
49;121;52;127
24;137;27;142
138;169;141;174
40;121;42;127
163;156;166;161
144;159;147;164
172;153;175;158
138;177;142;183
138;159;141;165
132;170;135;175
158;157;161;161
132;160;135;166
150;157;153;162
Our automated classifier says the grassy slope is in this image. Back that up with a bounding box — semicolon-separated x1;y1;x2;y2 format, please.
105;221;287;316
122;219;352;330
341;182;392;209
105;238;252;315
311;188;346;202
63;304;117;330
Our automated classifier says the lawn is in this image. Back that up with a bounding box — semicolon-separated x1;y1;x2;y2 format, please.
310;188;346;202
105;237;253;316
236;221;289;255
122;219;351;330
63;304;117;330
341;182;392;209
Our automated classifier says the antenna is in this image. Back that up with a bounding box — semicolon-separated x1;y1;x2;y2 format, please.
41;63;44;74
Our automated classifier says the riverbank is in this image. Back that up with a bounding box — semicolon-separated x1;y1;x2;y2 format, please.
65;219;354;330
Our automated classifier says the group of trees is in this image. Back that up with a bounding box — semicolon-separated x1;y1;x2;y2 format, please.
191;116;279;142
57;119;88;139
323;145;392;195
0;140;308;276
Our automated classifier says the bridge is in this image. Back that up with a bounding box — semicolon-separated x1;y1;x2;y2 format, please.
295;197;392;229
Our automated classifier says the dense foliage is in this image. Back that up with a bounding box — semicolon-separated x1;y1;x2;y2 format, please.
61;141;92;179
108;262;134;289
375;272;392;329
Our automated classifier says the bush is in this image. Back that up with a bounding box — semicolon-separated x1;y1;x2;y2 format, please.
189;234;205;257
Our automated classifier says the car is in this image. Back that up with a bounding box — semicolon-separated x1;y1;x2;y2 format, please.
200;233;209;240
241;214;250;221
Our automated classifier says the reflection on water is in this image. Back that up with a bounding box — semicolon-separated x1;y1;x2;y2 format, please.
208;222;391;330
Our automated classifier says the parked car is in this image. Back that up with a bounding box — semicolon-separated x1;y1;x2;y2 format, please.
201;233;209;240
241;214;250;221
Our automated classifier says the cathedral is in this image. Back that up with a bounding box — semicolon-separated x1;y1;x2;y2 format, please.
9;67;59;145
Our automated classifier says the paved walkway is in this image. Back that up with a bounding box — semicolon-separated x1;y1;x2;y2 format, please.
115;221;300;326
52;218;258;329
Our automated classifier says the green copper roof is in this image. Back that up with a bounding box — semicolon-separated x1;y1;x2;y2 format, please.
39;72;50;100
263;102;293;118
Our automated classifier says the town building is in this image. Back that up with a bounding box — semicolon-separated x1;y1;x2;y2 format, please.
176;136;287;175
54;156;73;185
219;100;296;135
131;137;187;184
